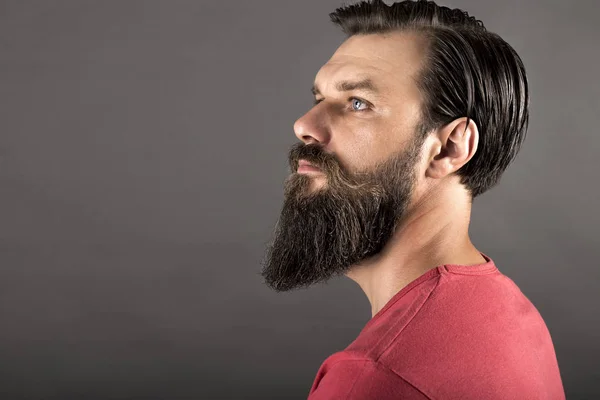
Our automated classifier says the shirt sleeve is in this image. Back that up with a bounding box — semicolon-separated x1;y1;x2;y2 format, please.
307;359;431;400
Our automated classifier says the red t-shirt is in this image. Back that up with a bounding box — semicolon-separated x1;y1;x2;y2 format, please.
307;252;565;399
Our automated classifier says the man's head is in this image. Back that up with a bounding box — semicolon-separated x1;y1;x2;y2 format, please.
261;0;529;291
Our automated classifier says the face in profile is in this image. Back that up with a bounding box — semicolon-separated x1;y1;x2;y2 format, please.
261;32;429;291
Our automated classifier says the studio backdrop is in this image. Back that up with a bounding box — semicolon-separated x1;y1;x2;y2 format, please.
0;0;598;399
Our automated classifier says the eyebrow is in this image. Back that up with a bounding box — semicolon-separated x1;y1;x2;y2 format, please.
311;78;379;97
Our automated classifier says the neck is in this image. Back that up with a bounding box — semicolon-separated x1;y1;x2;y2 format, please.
344;181;486;317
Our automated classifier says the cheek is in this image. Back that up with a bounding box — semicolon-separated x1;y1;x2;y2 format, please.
343;124;398;172
332;112;417;173
337;128;378;173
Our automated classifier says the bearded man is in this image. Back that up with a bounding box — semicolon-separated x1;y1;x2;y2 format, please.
261;1;565;398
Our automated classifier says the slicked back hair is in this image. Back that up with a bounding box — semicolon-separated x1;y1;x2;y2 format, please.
330;0;529;199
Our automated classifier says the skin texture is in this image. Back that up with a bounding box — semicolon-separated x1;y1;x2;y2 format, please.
261;31;487;317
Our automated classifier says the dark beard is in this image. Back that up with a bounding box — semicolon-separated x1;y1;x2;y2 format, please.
261;132;425;292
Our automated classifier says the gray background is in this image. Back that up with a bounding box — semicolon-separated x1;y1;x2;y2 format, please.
0;0;598;399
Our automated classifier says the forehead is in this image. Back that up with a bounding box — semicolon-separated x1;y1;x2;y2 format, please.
314;31;426;97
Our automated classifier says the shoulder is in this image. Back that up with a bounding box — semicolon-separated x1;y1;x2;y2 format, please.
308;358;431;400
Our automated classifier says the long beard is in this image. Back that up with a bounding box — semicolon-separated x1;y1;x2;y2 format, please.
261;136;423;292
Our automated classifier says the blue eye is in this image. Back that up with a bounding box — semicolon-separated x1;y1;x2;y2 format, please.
351;98;368;111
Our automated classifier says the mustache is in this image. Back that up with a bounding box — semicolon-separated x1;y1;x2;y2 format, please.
287;142;375;192
287;142;341;174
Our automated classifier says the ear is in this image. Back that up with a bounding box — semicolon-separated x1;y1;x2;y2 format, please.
425;117;479;180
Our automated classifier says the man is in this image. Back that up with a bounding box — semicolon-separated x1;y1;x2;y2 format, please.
260;0;565;398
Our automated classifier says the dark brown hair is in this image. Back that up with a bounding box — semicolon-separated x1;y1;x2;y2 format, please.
330;0;529;199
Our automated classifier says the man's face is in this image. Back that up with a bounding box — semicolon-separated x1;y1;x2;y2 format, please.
261;32;429;291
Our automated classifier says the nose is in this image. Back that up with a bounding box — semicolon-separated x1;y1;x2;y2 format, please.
293;105;330;145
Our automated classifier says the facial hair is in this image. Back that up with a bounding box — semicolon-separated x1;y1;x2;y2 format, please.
261;131;426;292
